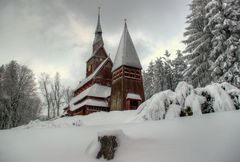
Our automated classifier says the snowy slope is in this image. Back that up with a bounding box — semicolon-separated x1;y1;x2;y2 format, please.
0;110;239;162
16;110;136;129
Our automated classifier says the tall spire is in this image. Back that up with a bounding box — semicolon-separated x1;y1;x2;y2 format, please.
95;7;102;34
112;20;142;72
93;7;104;53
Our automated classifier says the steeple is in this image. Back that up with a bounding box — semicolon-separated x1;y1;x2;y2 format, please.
93;7;104;53
112;20;142;72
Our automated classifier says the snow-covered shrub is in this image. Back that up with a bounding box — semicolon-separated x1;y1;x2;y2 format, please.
199;91;214;114
134;81;239;121
197;84;235;112
165;104;181;119
220;82;240;110
184;90;204;115
175;81;193;106
135;90;177;120
180;106;193;117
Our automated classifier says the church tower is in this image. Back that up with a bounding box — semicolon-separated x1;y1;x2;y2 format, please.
86;8;108;77
110;20;145;111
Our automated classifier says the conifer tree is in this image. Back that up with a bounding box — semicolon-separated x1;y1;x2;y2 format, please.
210;0;240;88
172;50;187;89
183;0;212;87
143;61;155;99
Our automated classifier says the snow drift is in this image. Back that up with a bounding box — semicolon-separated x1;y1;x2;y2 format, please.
135;81;240;121
1;111;240;162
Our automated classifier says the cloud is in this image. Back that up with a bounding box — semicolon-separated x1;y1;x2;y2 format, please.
0;0;191;88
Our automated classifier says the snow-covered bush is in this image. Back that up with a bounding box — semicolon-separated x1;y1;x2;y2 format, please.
136;90;177;120
134;81;240;121
220;82;240;110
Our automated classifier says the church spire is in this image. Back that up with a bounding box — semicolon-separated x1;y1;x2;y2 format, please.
112;19;142;72
93;7;104;53
95;7;102;34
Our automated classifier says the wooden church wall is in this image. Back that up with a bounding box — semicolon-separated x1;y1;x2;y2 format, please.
110;76;124;111
110;66;145;111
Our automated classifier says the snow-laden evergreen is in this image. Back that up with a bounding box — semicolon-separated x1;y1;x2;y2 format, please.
172;50;187;89
143;50;186;99
210;0;240;87
183;0;240;88
135;81;239;121
183;0;212;87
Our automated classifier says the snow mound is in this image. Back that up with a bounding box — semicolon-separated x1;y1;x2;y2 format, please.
135;81;240;121
15;117;80;129
17;110;136;129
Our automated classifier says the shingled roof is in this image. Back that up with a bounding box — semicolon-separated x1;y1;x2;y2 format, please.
112;21;142;72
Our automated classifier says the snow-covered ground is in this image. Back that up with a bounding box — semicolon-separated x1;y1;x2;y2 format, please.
16;110;136;129
1;81;240;162
0;110;240;162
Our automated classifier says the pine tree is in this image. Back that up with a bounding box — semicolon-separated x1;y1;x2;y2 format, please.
163;51;174;90
172;50;187;89
205;0;227;78
153;57;165;93
143;61;155;99
183;0;212;87
210;0;240;88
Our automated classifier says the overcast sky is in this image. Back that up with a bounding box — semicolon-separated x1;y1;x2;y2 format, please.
0;0;191;88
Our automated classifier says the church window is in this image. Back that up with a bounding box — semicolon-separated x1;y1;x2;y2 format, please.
88;65;91;72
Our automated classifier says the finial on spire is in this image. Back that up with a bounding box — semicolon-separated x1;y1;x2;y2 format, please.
95;7;102;34
93;7;104;52
124;18;127;29
98;7;101;16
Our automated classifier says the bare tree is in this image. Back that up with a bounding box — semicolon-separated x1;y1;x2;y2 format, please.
51;72;64;117
63;86;73;106
39;72;66;118
39;73;52;119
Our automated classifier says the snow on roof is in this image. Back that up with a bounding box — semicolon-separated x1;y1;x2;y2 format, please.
71;84;111;106
112;22;142;72
75;57;110;91
126;93;142;100
70;99;108;111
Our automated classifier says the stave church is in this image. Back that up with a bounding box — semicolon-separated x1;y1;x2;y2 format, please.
65;10;145;116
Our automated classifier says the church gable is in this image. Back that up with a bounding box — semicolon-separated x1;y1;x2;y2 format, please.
86;47;108;77
94;59;112;86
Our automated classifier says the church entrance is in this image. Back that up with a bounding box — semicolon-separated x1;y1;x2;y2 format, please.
130;100;139;109
126;99;140;110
